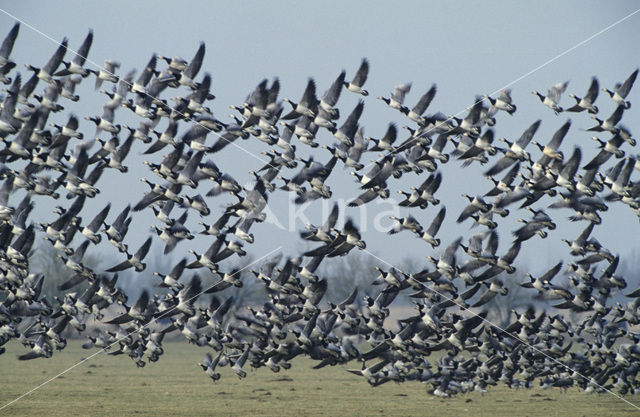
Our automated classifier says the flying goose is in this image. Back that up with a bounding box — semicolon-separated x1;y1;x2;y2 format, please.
0;22;19;84
484;89;516;115
414;206;446;248
566;77;599;113
177;42;206;89
106;237;152;273
331;100;364;146
587;104;624;133
55;30;93;77
388;215;423;235
80;203;110;244
282;78;318;119
319;70;345;118
25;37;68;85
532;119;571;162
366;123;397;152
344;58;369;95
532;81;568;114
378;83;411;113
186;235;225;273
104;290;151;325
406;84;437;125
602;68;638;108
300;202;338;243
484;119;541;176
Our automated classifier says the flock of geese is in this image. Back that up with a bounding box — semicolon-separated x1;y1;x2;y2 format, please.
2;22;640;399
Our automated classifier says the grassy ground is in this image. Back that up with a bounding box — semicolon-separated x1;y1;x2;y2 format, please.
1;340;639;416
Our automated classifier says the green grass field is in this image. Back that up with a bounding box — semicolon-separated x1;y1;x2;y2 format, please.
1;340;639;416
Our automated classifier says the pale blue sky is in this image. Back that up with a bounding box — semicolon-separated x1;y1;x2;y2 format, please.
1;2;639;281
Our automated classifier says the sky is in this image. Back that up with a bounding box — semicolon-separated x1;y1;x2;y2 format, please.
1;1;640;286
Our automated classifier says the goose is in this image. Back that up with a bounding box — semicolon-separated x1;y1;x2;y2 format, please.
89;59;120;90
106;237;152;273
607;156;635;198
485;162;520;196
532;119;571;162
282;78;318;119
331;100;364;146
199;352;223;382
85;106;120;136
484;119;540;176
0;74;22;136
449;96;483;137
566;77;599;113
103;204;131;253
406;84;437;125
319;70;345;118
122;94;156;120
366;123;397;152
378;83;411;113
423;133;450;163
18;334;53;360
512;218;547;242
471;280;508;307
25;37;68;85
457;194;491;223
102;68;134;110
493;240;521;273
32;79;64;112
344;58;369;95
300;202;338;243
602;68;638;108
587;104;624;133
227;217;256;243
388;215;423;234
104;290;150;324
177;42;205;89
457;129;497;163
1;106;41;158
55;30;93;77
484;88;516;115
80;203;110;244
154;258;187;289
59;74;82;101
130;54;157;95
561;222;595;256
414;206;446;248
304;218;365;257
347;186;390;207
583;134;626;170
427;237;461;279
0;22;19;84
407;171;441;207
186;236;224;273
470;211;497;229
50;114;83;140
144;121;178;155
152;216;194;254
290;116;319;146
532;81;568;114
102;132;134;173
182;194;210;216
206;268;244;293
555;146;582;192
57;240;93;278
184;72;213;113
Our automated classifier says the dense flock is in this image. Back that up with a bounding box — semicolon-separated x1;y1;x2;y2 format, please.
2;22;640;398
